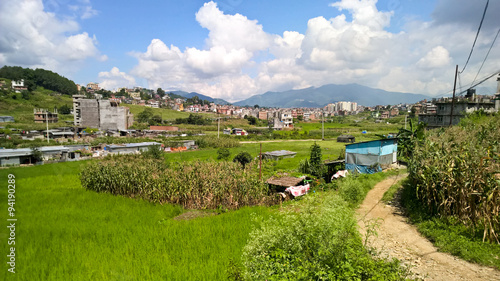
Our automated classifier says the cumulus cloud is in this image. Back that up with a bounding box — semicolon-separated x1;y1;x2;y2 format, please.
126;0;500;102
99;67;136;90
0;0;103;73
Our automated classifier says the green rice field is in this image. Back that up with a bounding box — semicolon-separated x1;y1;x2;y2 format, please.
0;161;273;280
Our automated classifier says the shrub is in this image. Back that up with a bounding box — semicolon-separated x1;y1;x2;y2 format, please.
242;194;407;280
217;148;231;160
233;151;252;168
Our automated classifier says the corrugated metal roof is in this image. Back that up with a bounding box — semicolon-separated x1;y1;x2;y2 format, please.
0;146;69;158
263;150;297;157
106;142;161;149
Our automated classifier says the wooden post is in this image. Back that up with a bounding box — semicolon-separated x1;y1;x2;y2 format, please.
259;143;262;181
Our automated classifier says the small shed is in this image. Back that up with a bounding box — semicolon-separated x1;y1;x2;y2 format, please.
345;139;397;174
0;116;15;122
262;150;297;160
266;175;304;192
337;135;355;143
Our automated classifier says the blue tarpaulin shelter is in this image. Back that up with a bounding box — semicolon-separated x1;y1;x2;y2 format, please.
345;139;398;174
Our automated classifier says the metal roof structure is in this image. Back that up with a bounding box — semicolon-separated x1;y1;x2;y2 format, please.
0;146;70;158
263;150;297;157
106;142;161;149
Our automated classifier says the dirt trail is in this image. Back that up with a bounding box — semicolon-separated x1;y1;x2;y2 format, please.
357;174;500;280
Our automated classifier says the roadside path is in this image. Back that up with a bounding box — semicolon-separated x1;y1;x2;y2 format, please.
357;175;500;280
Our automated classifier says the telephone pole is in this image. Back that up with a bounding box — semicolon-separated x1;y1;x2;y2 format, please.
450;65;458;126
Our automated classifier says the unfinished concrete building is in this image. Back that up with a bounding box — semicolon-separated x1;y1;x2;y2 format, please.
73;95;133;130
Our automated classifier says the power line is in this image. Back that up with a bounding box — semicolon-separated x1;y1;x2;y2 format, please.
470;28;500;87
459;70;499;96
459;0;489;74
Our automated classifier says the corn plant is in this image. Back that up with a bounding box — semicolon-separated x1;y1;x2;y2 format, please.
408;114;500;242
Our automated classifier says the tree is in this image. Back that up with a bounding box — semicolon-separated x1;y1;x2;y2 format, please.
137;108;154;123
303;142;325;177
297;115;303;121
254;104;259;109
58;104;71;115
21;90;30;100
141;144;164;159
233;151;252;168
217;148;231;160
247;116;257;125
151;115;162;125
30;145;43;164
157;88;165;98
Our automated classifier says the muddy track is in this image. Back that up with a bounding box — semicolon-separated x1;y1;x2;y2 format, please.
357;175;500;280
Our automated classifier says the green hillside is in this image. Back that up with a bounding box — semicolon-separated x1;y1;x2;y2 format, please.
0;85;73;129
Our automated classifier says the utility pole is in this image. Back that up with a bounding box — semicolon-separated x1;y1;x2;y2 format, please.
322;110;324;140
217;114;220;139
46;110;49;143
450;64;458;126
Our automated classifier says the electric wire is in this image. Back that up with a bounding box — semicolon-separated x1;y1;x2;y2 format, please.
459;0;489;74
470;28;500;87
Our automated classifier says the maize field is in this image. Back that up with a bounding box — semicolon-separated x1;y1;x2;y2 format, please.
408;114;500;242
80;155;276;209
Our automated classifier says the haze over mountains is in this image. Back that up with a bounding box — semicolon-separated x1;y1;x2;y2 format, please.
174;84;430;107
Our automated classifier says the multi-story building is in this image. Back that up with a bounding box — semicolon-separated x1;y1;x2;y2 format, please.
73;95;133;131
419;75;500;128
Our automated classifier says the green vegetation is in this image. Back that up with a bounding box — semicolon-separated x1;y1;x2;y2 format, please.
0;161;273;280
0;66;77;95
217;148;231;160
379;114;500;269
0;87;73;127
407;114;500;242
242;171;409;280
123;104;192;120
80;155;276;209
232;151;253;168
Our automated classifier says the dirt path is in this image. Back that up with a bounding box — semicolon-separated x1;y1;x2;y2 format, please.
357;174;500;280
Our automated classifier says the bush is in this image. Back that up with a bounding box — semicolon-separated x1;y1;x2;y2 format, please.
233;151;252;168
217;148;231;160
242;194;407;280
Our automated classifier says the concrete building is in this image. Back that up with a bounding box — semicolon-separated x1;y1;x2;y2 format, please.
34;108;58;123
73;95;133;130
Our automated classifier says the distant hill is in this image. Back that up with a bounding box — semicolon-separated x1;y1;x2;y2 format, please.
0;66;78;95
233;84;430;107
168;90;230;105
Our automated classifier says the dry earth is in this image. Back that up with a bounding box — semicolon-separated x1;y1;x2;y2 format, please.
357;175;500;280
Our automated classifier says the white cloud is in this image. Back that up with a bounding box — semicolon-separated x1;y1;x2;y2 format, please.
0;0;103;73
99;67;136;91
416;46;451;69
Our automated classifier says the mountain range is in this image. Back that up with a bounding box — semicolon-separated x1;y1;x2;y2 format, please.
169;90;230;105
233;84;430;107
170;83;430;108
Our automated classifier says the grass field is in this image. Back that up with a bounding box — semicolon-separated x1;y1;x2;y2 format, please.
164;140;346;173
0;88;73;130
0;161;274;280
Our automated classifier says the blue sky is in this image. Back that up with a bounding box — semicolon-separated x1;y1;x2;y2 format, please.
1;0;499;102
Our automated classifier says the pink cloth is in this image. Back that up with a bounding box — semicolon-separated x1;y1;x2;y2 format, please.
332;170;348;179
285;184;310;197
